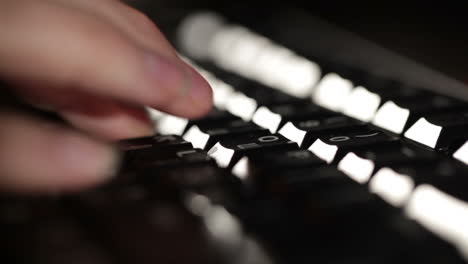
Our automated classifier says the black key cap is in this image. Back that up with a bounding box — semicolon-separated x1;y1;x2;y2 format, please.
252;103;332;133
232;149;326;193
373;94;466;134
337;143;439;186
119;134;192;155
404;111;468;151
208;132;297;169
279;115;364;148
183;120;267;150
131;147;213;169
309;127;399;164
240;83;304;107
394;94;464;115
389;159;468;201
137;148;224;191
158;109;241;136
354;143;439;167
360;74;427;101
203;61;304;106
188;108;240;127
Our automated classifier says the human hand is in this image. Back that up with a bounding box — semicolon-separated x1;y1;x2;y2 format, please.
0;0;212;193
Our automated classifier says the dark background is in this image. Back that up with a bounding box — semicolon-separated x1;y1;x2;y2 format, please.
129;1;468;84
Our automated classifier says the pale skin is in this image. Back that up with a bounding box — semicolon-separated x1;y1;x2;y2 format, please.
0;0;213;193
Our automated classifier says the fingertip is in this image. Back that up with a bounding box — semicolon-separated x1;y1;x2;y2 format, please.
186;64;214;118
144;55;213;118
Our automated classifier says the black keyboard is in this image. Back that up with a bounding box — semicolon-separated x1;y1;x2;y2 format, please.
2;9;468;264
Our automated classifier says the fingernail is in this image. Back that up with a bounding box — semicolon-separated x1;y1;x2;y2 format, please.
62;134;121;183
145;53;190;97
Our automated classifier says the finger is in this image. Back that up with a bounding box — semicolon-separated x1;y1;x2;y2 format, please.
60;98;155;141
0;0;212;118
58;0;177;57
13;82;155;140
0;111;120;193
16;83;156;140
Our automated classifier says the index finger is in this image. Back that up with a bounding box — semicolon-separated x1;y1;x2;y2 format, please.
0;0;212;118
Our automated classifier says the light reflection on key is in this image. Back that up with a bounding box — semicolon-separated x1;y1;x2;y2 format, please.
157;115;188;136
211;26;252;70
232;157;249;181
406;185;468;260
177;12;321;98
208;143;235;168
146;107;165;124
308;139;338;164
337;152;374;184
176;12;225;60
254;46;294;87
372;101;410;134
278;122;307;146
342;86;381;122
312;73;354;112
252;107;282;133
211;80;235;110
404;118;442;148
454;141;468;165
183;126;210;149
276;56;321;98
226;92;258;121
369;168;414;207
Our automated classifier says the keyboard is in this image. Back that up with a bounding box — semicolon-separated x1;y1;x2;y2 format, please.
2;8;468;264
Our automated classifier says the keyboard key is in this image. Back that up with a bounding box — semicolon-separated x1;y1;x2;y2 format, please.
189;108;240;127
121;135;194;164
369;167;415;207
157;115;189;135
342;86;381;122
118;134;192;152
182;17;322;98
242;85;304;107
208;132;297;169
279;115;363;148
372;101;411;134
335;143;438;188
252;104;331;133
309;127;399;164
404;111;468;150
389;159;468;201
360;75;426;100
225;92;258;121
337;152;375;184
351;143;439;168
212;80;236;109
373;95;464;134
140;151;224;192
134;148;215;170
232;149;324;180
312;73;354;111
252;106;283;134
406;184;468;260
453;140;468;165
183;120;267;150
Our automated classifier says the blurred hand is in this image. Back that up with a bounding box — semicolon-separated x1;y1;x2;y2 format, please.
0;0;212;193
